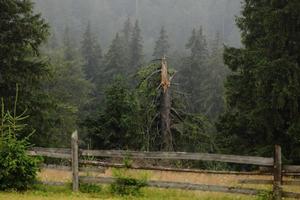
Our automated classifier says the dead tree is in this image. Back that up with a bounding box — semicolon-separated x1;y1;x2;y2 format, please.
160;56;173;151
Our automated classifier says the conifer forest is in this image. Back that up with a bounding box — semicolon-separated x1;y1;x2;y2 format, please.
1;1;300;199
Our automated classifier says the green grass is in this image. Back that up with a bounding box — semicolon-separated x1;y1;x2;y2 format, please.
0;184;257;200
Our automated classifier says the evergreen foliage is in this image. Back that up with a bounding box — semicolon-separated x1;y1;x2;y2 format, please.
136;63;217;152
84;62;217;153
31;23;93;147
218;0;300;162
79;183;102;193
121;17;133;71
122;18;133;45
153;26;170;59
203;32;228;120
129;20;144;74
0;0;55;143
0;96;41;191
84;76;143;150
179;27;209;113
135;63;163;150
81;22;103;82
63;26;77;61
80;22;104;114
41;49;92;147
2;0;281;167
110;168;148;196
103;33;127;80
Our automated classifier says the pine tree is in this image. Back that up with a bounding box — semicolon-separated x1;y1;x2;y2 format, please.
185;28;197;50
81;22;102;82
179;26;209;113
103;33;126;79
204;31;228;120
83;76;143;150
153;26;170;59
211;31;222;56
61;24;93;129
41;50;92;147
0;0;49;99
217;0;300;161
190;27;208;64
63;26;76;61
121;17;133;71
129;20;143;74
0;0;51;142
122;17;133;45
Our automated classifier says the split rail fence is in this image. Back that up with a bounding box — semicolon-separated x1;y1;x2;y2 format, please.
27;131;300;199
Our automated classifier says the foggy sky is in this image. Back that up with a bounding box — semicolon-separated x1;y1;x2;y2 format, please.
34;0;242;58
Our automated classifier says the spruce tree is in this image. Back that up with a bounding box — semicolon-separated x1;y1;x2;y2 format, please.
121;17;133;71
185;28;197;51
84;76;142;150
0;0;51;142
218;0;300;161
81;22;103;82
153;26;170;59
0;0;49;101
190;27;208;65
103;33;126;79
204;32;228;120
129;20;144;74
61;24;93;129
63;26;76;61
122;17;133;46
179;27;209;113
41;50;92;147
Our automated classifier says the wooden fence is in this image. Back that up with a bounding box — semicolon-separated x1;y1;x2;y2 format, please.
27;131;300;199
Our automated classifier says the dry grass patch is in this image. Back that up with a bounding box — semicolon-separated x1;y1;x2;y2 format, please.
37;168;300;198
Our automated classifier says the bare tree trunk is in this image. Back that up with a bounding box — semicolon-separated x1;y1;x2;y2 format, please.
161;87;172;151
160;56;173;151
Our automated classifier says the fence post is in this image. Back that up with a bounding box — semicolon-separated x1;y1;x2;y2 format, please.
273;145;282;200
71;130;79;192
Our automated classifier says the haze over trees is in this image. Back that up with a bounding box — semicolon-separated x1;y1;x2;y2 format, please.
1;0;300;168
33;0;241;58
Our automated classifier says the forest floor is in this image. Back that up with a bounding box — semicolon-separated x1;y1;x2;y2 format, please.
0;168;299;200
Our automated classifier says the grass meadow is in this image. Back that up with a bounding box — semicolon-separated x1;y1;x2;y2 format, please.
1;168;299;200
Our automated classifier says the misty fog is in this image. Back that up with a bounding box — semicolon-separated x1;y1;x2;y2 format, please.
34;0;241;59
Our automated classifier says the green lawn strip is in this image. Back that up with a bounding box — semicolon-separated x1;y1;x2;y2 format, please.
0;184;258;200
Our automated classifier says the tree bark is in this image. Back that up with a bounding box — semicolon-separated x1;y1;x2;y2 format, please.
160;56;173;151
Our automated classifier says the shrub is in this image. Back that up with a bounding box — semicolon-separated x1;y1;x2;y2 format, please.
0;135;42;191
79;183;102;193
256;191;273;200
0;96;41;191
110;168;148;196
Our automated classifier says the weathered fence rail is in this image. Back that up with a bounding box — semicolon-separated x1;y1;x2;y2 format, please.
79;176;266;196
27;149;71;159
27;130;300;199
239;179;300;186
80;159;269;175
41;164;105;173
260;165;300;173
28;147;274;166
81;149;274;166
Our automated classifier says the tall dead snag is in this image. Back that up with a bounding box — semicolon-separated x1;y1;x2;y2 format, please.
160;56;173;151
